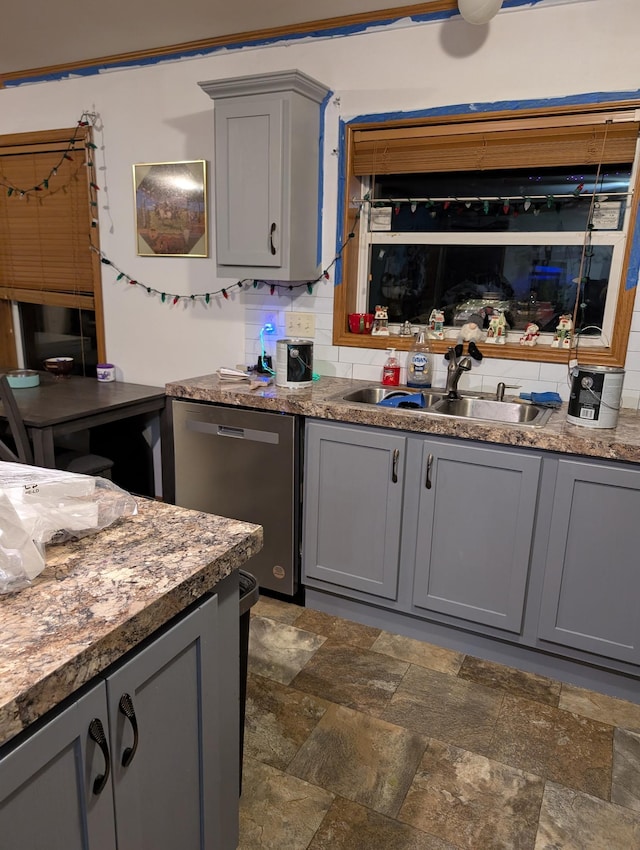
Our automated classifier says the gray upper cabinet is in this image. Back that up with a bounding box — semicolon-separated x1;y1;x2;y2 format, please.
410;439;542;633
303;420;406;600
537;458;640;664
199;70;330;281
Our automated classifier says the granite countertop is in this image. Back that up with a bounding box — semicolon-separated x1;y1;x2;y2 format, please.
0;498;262;747
166;374;640;464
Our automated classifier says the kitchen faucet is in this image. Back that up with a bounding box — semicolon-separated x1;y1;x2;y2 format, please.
445;346;472;399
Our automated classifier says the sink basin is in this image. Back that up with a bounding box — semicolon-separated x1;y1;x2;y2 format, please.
339;386;447;407
335;385;553;427
431;396;552;426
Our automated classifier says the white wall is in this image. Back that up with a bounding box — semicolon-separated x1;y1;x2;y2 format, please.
2;0;639;404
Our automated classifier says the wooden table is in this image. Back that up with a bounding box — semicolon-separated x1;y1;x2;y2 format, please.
0;374;171;498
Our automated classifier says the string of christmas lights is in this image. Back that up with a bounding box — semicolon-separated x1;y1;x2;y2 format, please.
94;220;357;305
0;112;98;198
3;108;359;306
359;185;628;219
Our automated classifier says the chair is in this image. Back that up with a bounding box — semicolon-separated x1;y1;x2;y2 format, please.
0;374;114;477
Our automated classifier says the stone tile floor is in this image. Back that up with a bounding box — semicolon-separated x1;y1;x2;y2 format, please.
240;596;640;849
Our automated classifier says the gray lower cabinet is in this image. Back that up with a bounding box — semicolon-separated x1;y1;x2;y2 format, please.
303;418;640;689
0;682;116;850
537;458;640;664
303;421;406;600
0;591;233;850
410;439;542;632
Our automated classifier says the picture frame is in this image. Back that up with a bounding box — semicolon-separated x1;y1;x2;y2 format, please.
133;160;208;257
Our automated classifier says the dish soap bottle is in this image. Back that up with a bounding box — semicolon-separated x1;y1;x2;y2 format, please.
406;329;432;388
381;348;400;386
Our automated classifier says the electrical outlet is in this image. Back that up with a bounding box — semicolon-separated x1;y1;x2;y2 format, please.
285;311;315;338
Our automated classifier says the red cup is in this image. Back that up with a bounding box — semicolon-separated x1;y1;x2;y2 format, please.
348;313;374;333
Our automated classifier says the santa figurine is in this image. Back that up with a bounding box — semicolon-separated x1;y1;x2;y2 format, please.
519;322;540;347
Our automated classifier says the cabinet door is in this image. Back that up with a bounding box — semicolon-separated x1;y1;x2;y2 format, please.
538;459;640;663
303;422;406;600
214;95;283;268
412;441;541;632
107;594;221;850
0;682;116;850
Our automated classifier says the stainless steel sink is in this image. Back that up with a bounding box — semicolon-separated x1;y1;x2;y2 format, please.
335;384;553;427
431;396;552;426
339;386;447;406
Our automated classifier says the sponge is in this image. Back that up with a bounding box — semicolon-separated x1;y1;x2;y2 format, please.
377;392;426;408
519;392;562;408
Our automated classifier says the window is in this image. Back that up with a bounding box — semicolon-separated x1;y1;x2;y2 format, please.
334;103;640;367
0;126;105;374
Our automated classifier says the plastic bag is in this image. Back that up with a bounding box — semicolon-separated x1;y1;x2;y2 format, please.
0;462;138;594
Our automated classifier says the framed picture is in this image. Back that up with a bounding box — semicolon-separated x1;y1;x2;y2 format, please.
133;160;208;257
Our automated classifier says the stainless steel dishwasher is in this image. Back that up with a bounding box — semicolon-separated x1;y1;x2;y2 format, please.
172;399;301;595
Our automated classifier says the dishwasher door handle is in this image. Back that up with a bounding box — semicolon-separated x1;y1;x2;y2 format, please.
217;425;246;438
186;418;280;445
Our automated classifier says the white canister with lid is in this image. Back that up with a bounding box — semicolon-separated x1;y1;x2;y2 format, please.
96;363;116;382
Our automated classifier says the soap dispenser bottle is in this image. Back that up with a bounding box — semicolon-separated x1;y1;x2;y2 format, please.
381;348;401;386
406;329;433;388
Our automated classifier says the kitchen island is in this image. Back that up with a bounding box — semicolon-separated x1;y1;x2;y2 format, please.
0;497;262;850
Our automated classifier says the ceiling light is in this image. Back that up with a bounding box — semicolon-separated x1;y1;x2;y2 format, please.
458;0;504;25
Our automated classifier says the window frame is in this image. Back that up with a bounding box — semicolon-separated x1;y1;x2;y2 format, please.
333;99;640;368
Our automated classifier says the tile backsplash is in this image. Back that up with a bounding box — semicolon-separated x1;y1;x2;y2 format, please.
244;287;640;412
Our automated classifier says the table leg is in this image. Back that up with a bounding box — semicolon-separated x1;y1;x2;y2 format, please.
30;428;57;468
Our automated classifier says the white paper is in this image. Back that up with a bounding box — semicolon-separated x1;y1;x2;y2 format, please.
591;201;621;230
369;206;393;231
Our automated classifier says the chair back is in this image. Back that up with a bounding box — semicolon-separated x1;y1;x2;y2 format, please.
0;374;34;464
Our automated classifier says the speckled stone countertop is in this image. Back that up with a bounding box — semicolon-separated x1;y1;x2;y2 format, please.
166;374;640;464
0;499;262;748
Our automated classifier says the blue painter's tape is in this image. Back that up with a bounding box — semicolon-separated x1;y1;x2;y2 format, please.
626;203;640;291
317;89;333;268
349;89;640;126
4;10;453;86
333;119;347;287
0;0;609;86
2;0;601;87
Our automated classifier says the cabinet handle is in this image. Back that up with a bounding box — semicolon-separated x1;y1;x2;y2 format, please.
88;718;111;795
269;222;277;255
119;693;139;767
425;453;434;489
392;448;400;483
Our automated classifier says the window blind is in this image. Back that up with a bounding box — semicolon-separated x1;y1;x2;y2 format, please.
351;111;640;175
0;128;96;309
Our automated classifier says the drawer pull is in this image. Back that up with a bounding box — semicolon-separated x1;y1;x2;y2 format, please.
88;718;111;795
392;448;400;483
119;693;139;767
425;453;434;489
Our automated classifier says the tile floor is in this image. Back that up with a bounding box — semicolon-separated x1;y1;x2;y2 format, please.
240;596;640;850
